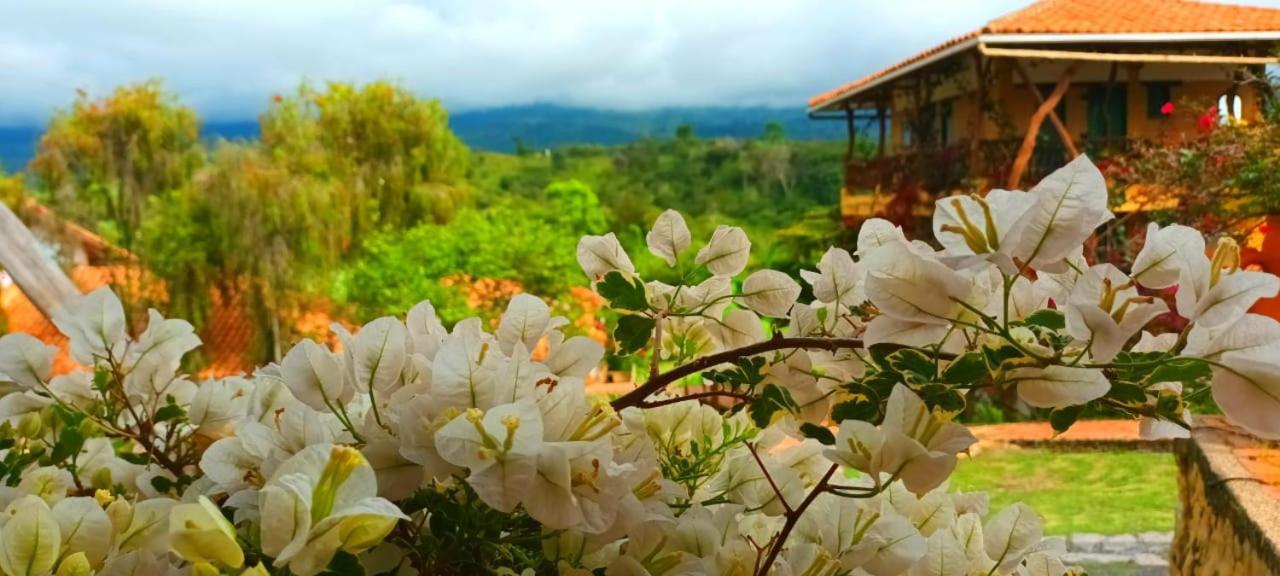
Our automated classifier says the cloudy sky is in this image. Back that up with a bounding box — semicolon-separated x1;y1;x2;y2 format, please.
3;0;1279;123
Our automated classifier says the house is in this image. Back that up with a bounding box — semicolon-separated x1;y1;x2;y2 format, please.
808;0;1280;228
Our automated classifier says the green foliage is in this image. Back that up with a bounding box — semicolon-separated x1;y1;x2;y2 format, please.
401;483;544;574
338;195;595;325
596;271;648;311
30;81;203;251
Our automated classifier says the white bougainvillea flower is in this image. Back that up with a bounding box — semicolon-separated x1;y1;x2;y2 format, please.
983;503;1045;574
116;498;179;555
864;240;986;327
435;401;543;513
695;225;751;277
188;376;254;438
169;495;244;568
0;333;56;391
1000;155;1114;273
52;286;128;366
1174;236;1279;329
646;209;691;267
0;495;61;576
18;466;74;504
801;247;866;307
1065;264;1168;363
1131;223;1206;289
826;385;975;496
125;309;201;387
933;189;1037;266
1183;313;1280;361
496;293;552;355
577;232;635;280
1209;350;1280;439
51;496;113;568
1007;365;1110;409
258;444;406;576
741;269;801;318
279;338;351;413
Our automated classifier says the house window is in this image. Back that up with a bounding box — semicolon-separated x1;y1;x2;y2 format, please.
1146;83;1174;118
1218;93;1243;123
939;100;954;145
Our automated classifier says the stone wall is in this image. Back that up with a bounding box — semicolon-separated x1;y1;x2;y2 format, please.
1172;417;1280;575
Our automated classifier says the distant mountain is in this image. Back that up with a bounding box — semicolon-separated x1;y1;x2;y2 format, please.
0;105;850;171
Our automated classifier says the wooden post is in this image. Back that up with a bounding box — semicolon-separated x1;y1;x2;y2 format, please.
1008;63;1078;189
969;51;989;170
1012;60;1079;158
844;105;857;162
0;202;81;319
876;96;887;158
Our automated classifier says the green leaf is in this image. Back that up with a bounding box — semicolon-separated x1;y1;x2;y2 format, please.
748;384;798;428
983;345;1024;372
48;427;85;465
1024;309;1066;331
597;271;649;312
153;404;186;424
918;384;966;414
325;551;367;576
831;395;880;423
149;475;173;493
942;353;987;385
799;423;835;445
1146;359;1212;388
1108;382;1147;405
888;349;935;380
1049;405;1084;434
613;315;656;354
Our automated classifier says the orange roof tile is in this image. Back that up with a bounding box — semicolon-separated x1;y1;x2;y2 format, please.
809;0;1280;110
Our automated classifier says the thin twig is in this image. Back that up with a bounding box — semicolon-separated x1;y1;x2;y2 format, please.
637;390;754;409
755;464;840;576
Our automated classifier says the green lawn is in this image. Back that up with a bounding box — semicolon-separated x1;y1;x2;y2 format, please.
948;448;1178;535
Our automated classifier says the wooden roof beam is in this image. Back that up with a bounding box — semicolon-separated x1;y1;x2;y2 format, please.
979;44;1279;65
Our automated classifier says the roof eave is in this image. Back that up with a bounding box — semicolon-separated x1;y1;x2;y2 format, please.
807;37;980;115
808;30;1280;114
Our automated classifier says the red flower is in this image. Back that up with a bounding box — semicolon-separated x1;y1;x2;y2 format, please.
1260;222;1271;235
1198;107;1218;132
272;94;283;103
1160;101;1174;116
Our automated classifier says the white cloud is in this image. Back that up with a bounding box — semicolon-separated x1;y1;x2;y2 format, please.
1;0;1277;123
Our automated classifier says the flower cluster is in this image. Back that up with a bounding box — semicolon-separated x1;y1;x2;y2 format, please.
0;156;1275;575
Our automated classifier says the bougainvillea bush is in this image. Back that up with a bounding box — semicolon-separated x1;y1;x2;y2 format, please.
0;156;1277;575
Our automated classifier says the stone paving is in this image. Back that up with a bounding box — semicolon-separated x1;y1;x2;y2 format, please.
1064;531;1172;575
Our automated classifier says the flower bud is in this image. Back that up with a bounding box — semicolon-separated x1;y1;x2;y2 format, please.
170;496;244;568
16;412;42;440
106;497;133;535
90;467;114;491
191;562;221;576
55;552;92;576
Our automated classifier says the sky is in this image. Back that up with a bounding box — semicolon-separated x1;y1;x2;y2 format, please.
3;0;1280;123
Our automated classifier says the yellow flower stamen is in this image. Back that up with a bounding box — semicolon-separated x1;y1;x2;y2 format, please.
312;446;366;524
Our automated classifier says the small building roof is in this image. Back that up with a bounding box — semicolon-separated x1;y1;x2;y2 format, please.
809;0;1280;113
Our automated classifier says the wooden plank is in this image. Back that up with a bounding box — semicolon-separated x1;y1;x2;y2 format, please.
1012;59;1080;159
980;45;1279;65
1008;64;1077;189
0;202;82;320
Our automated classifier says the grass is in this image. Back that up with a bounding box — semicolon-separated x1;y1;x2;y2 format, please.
947;448;1179;535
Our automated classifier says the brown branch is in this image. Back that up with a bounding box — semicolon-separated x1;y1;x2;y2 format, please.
746;443;793;514
609;337;867;410
637;390;754;409
756;464;841;576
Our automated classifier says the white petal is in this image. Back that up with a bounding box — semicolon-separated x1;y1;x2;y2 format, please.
0;334;56;390
908;529;968;576
577;233;635;279
1184;313;1280;360
1211;351;1280;439
695;225;751;277
496;294;551;355
544;336;604;380
983;503;1044;573
1005;155;1113;271
1190;270;1280;329
280;339;347;412
52;497;113;566
645;209;691;267
52;286;127;366
1010;365;1110;409
0;496;60;576
1131;223;1207;289
741;269;801;318
352;317;408;392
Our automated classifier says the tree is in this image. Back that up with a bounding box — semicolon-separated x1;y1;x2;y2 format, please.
261;81;472;238
30;81;202;251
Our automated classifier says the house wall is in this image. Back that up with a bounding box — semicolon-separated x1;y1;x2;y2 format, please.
880;56;1262;153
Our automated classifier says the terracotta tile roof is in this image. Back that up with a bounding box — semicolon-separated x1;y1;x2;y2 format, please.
1;266;266;378
809;0;1280;110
